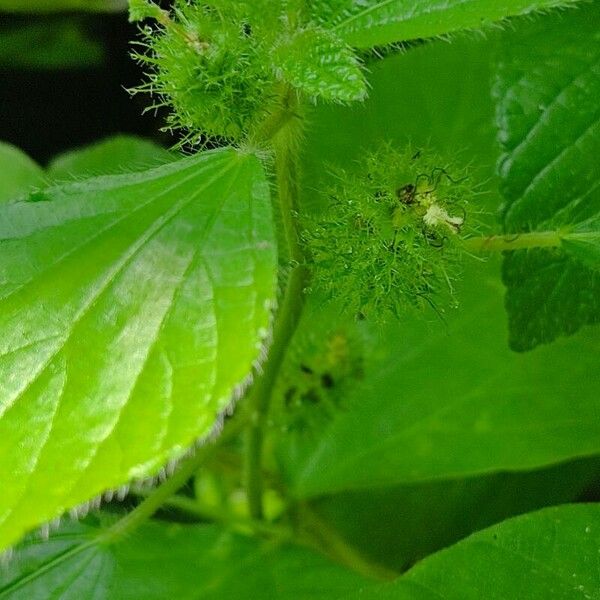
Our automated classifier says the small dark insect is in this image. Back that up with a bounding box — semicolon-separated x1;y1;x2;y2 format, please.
300;364;314;375
241;22;252;37
396;183;416;205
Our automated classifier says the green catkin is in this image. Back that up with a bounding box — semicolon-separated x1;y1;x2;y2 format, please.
303;144;479;320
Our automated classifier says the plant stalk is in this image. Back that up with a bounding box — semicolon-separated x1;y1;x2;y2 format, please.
462;230;563;252
244;88;307;520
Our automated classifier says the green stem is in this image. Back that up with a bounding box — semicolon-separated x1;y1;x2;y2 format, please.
463;230;563;252
131;490;293;540
101;414;247;544
244;88;307;520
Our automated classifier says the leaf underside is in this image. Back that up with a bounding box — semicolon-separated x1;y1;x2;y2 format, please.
0;148;276;550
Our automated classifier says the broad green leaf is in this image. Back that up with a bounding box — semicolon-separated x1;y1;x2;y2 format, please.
276;259;600;497
47;135;174;180
0;148;277;550
350;504;600;599
495;4;600;350
0;519;369;599
311;0;582;49
272;28;367;103
277;33;600;498
0;22;104;70
0;0;126;12
0;142;44;203
311;458;600;572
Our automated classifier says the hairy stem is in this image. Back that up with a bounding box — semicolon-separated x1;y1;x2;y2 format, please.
463;230;563;252
244;88;307;520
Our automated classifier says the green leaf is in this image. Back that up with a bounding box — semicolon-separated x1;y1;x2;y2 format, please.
0;519;369;599
495;4;600;350
276;259;600;498
0;0;126;12
0;21;104;70
311;458;600;572
47;136;175;181
311;0;582;49
0;142;44;203
277;35;600;498
0;148;277;550
351;504;600;599
562;215;600;271
272;28;367;103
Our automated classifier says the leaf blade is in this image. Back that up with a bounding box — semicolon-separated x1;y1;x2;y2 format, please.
47;135;174;180
312;0;583;49
272;28;367;103
0;142;44;203
0;148;277;550
277;259;600;498
352;504;600;599
0;520;369;599
494;4;600;350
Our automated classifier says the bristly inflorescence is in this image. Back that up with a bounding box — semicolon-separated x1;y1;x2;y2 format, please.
131;0;283;144
303;144;480;320
130;0;368;146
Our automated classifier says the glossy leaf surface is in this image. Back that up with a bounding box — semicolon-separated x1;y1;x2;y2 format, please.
0;148;276;550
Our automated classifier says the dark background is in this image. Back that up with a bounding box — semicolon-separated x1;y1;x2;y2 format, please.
0;12;164;164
